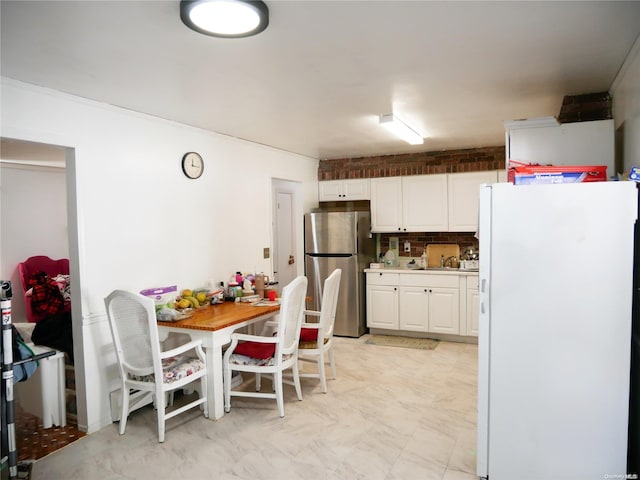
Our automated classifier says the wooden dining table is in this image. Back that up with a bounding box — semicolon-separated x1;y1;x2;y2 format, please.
157;301;280;420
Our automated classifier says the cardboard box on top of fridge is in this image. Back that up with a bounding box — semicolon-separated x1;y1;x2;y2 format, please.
508;161;607;185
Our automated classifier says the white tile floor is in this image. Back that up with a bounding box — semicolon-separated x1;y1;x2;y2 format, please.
32;335;479;480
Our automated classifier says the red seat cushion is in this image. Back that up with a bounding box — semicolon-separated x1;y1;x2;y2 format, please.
234;341;276;359
300;328;318;342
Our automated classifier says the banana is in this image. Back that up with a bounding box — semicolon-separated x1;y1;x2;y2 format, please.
184;296;200;308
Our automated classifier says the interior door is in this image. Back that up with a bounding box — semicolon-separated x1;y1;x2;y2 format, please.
274;186;296;291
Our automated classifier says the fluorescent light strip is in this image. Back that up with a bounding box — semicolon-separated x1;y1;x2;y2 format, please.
379;114;423;145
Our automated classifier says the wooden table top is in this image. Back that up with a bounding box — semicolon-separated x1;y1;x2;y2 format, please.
156;301;280;332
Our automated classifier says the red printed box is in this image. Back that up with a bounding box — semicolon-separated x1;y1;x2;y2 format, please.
508;162;607;185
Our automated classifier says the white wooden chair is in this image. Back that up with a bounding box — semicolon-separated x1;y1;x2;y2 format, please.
104;290;208;442
223;276;307;417
297;268;341;393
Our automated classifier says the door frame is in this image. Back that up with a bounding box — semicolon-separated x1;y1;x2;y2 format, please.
271;178;302;290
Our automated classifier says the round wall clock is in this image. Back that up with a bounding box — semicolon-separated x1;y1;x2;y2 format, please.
181;152;204;179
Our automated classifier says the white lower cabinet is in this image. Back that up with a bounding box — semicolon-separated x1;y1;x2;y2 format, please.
427;287;460;335
367;272;461;334
399;286;429;331
465;276;479;336
366;273;399;329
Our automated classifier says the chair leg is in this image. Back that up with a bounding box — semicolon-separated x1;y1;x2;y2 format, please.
328;347;337;379
292;361;303;401
156;393;166;443
274;371;284;417
119;386;130;435
317;351;328;394
224;364;232;413
201;376;209;418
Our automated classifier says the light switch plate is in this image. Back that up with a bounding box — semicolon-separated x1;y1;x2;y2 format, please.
263;247;270;259
404;241;411;253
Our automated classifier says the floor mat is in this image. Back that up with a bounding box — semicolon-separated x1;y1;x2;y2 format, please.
364;335;439;350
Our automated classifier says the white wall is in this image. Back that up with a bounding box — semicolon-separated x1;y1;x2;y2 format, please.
0;164;69;322
612;34;640;171
0;77;319;433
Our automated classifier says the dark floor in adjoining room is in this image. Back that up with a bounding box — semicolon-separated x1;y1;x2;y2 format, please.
14;406;85;462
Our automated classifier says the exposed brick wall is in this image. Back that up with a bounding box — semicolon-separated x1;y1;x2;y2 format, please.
558;92;612;124
318;146;505;181
379;232;478;259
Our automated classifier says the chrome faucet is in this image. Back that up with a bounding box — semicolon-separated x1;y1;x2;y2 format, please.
443;256;457;268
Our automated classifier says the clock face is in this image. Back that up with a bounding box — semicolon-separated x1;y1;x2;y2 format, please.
182;152;203;179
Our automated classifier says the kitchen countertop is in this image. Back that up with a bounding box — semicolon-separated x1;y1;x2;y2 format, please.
364;267;478;276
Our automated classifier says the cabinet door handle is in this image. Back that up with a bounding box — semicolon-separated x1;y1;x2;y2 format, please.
424;289;427;293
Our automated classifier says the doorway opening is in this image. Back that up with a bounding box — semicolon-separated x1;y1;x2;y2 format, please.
0;137;83;461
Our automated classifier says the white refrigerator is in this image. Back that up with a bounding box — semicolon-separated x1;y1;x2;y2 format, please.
477;181;638;480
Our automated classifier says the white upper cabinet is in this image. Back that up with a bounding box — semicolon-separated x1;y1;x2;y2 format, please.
505;118;614;176
448;171;498;232
318;179;370;201
402;174;448;232
370;177;403;232
370;175;448;232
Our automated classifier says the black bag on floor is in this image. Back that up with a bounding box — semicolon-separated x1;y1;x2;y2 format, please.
31;311;74;363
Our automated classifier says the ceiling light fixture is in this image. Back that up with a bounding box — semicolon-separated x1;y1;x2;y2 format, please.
180;0;269;38
379;114;424;145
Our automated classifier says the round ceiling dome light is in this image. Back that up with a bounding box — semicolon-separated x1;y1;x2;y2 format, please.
180;0;269;38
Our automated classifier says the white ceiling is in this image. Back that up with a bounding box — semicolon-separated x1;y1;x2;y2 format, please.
1;1;640;160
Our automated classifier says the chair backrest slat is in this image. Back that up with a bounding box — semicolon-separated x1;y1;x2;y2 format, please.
319;269;342;339
105;290;160;378
276;276;307;355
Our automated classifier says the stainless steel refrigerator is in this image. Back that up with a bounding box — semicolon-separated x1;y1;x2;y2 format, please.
304;211;376;337
477;181;638;479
